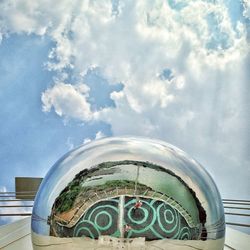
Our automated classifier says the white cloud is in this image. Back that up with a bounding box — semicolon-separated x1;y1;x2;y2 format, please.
0;186;7;192
243;0;250;19
95;131;105;140
83;138;91;145
29;0;244;119
66;137;74;150
41;82;93;121
83;130;106;145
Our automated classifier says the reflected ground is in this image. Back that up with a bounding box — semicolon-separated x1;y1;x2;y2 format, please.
49;160;206;240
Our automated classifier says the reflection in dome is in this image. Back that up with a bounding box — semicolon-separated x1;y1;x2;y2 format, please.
32;137;225;249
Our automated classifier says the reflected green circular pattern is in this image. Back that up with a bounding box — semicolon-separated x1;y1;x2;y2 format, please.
156;203;179;234
179;227;191;240
87;204;118;222
164;209;174;224
66;196;197;240
94;211;112;231
123;197;192;240
124;198;157;235
73;220;99;238
75;227;94;239
127;207;148;224
73;199;119;238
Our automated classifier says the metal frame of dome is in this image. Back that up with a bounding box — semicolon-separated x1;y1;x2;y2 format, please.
31;136;226;249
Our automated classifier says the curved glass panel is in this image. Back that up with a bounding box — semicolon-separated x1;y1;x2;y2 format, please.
32;137;225;249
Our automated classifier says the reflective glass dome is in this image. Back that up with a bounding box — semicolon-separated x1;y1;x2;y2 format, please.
32;137;225;249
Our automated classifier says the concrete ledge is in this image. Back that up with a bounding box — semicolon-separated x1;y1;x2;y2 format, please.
0;217;32;250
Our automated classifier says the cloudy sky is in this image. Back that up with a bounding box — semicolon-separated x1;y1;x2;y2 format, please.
0;0;249;223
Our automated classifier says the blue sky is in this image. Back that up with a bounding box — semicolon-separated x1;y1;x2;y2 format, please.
0;0;249;225
0;34;115;190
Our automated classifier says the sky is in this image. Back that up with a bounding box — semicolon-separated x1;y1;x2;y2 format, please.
0;0;249;226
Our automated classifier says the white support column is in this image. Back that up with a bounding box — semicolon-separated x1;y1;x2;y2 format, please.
118;195;125;238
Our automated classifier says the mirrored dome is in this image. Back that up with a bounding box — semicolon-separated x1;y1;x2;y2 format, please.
32;137;225;249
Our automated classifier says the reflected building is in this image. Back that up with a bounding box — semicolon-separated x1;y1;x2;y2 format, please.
32;137;225;249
